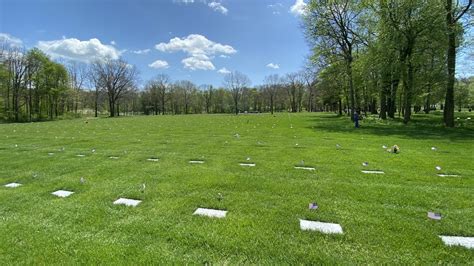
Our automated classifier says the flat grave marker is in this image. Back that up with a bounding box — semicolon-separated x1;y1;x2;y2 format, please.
427;212;442;220
52;190;74;198
294;166;315;171
189;160;205;164
361;170;385;174
439;236;474;249
299;219;343;234
147;158;159;162
193;208;227;218
437;174;460;177
4;182;22;188
113;198;142;207
239;163;256;167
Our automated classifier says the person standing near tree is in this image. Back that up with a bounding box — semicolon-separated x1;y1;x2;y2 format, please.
354;111;360;128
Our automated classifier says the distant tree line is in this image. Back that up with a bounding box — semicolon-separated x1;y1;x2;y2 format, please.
0;44;334;121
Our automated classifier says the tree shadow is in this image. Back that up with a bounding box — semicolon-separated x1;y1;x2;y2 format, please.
306;113;474;141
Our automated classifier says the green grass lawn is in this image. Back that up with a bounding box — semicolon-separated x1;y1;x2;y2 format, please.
1;112;473;264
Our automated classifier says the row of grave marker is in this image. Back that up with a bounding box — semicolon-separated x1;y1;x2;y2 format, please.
71;154;460;176
3;182;473;249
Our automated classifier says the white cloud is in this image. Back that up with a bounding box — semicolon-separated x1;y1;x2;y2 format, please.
268;3;283;8
37;38;121;62
0;33;23;47
149;60;169;69
268;3;283;15
182;54;215;70
208;2;228;14
266;63;280;69
174;0;195;3
220;54;229;58
156;34;236;56
132;49;151;54
156;34;236;71
110;40;116;45
217;67;231;74
290;0;307;16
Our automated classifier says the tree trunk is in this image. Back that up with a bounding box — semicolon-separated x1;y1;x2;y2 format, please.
403;58;414;124
109;97;115;117
234;99;238;115
425;83;432;114
444;2;456;127
380;86;387;119
347;61;356;121
95;87;99;117
270;95;274;115
338;98;343;115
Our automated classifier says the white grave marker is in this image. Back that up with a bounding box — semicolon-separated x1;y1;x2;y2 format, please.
147;158;159;162
362;170;385;174
294;166;315;171
193;208;227;218
109;156;119;159
4;182;22;188
239;163;256;167
189;160;205;164
299;219;343;234
76;154;85;157
437;174;460;177
439;236;474;249
52;190;74;198
113;198;142;207
427;212;442;220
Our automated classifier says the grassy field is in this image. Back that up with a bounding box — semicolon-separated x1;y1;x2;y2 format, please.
0;112;473;264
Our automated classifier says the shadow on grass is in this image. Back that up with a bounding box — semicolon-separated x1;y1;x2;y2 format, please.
307;113;474;141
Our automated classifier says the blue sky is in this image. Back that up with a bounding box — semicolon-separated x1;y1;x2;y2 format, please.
0;0;310;87
1;0;472;88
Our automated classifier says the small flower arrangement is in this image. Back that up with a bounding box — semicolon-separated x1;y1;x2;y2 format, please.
389;145;400;154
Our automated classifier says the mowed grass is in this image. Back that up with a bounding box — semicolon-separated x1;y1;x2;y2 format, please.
0;112;473;264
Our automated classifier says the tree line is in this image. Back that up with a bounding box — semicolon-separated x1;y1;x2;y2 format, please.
0;45;330;120
1;0;473;124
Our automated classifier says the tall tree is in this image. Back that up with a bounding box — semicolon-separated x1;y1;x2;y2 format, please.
90;59;137;117
263;74;280;114
381;0;443;123
223;71;251;115
67;61;86;114
444;0;472;127
305;0;363;120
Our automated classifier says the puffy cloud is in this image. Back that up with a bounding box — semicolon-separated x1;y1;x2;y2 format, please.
132;49;151;54
110;40;116;45
0;33;23;47
37;38;121;62
217;67;231;74
174;0;195;3
149;59;169;69
156;34;236;71
182;54;215;70
266;63;280;69
156;34;236;56
290;0;307;16
208;2;228;14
